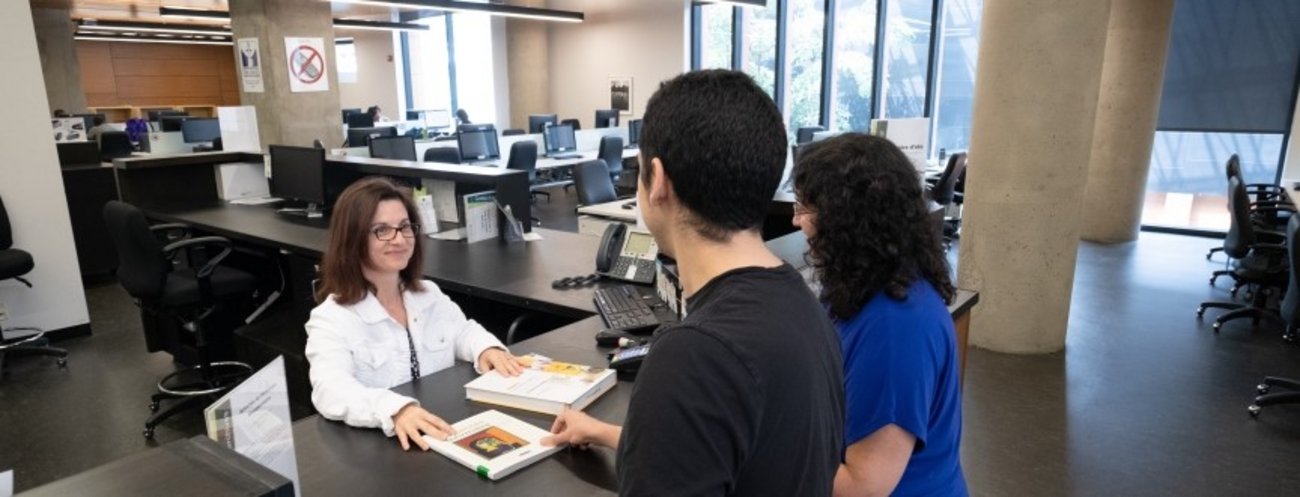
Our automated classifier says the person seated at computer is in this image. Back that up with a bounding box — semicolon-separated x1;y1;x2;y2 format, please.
542;70;845;495
52;109;69;118
366;105;390;123
791;134;968;497
87;116;109;140
305;176;523;452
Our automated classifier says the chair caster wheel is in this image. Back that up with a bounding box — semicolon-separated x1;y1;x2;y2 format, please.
1212;321;1222;332
1209;276;1218;286
1248;405;1261;417
149;402;159;412
1258;384;1271;394
1196;307;1206;317
57;358;67;367
143;428;155;439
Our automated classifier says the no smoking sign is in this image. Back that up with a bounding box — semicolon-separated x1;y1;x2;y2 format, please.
283;37;330;92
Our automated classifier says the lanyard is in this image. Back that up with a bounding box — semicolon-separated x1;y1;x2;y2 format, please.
403;326;420;381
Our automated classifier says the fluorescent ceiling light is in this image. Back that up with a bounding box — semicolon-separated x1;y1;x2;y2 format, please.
157;6;231;20
335;37;355;44
703;0;768;6
327;0;584;23
75;33;233;46
333;19;429;32
77;19;231;36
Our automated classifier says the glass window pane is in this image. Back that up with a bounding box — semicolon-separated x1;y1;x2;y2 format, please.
1141;131;1284;231
785;0;826;135
880;0;933;118
451;13;497;122
830;0;878;131
931;0;983;156
699;4;734;70
739;0;778;97
408;16;452;112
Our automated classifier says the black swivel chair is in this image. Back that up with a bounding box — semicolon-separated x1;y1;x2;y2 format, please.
502;129;526;136
0;195;68;375
99;131;134;161
561;118;582;131
103;201;257;438
926;153;968;247
1197;177;1289;332
1248;217;1300;417
424;147;461;164
599;135;624;181
573;160;618;206
1208;154;1295;260
796;126;826;145
456;109;471;125
506;141;545;225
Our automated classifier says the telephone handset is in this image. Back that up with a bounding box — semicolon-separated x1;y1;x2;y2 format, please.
596;223;658;285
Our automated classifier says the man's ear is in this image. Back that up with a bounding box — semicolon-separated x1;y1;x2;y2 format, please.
647;157;673;205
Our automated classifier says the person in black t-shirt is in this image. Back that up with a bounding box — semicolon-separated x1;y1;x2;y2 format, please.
541;70;845;496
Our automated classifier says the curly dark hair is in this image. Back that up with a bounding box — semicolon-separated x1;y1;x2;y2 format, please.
793;133;955;320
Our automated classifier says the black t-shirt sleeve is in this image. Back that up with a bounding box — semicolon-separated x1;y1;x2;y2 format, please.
617;326;763;497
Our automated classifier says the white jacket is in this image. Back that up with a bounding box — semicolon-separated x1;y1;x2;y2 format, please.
304;279;505;436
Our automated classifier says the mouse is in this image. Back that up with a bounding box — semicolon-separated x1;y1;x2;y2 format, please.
621;201;636;210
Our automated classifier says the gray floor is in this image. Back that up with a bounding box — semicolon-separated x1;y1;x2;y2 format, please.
2;187;1300;495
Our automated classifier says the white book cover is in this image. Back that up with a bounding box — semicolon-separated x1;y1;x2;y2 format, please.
424;410;563;481
464;354;617;415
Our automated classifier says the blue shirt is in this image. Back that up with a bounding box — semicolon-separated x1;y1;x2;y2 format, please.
838;280;967;497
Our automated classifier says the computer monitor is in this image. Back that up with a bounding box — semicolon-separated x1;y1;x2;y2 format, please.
627;119;642;147
347;126;396;147
56;141;101;167
595;109;619;129
423;109;452;129
342;108;362;122
543;123;577;155
346;112;375;129
528;114;558;134
369;135;418;161
159;116;188;132
180;118;221;143
145;109;186;121
269;145;327;215
457;124;500;162
73;113;105;130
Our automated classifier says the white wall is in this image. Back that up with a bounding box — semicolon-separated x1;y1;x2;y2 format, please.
546;0;690;126
339;30;401;119
1280;84;1300;186
0;3;89;333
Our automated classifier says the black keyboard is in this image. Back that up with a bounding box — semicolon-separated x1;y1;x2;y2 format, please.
594;285;674;333
548;153;582;160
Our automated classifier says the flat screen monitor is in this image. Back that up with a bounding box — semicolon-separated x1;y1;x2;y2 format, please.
627;119;642;147
423;109;452;129
528;114;558;134
269;145;326;205
347;126;396;147
73;113;104;130
543;123;577;154
457;124;500;162
595;109;619;129
146;109;186;121
56;141;100;166
180;118;220;143
342;108;362;122
369;135;417;161
346;112;375;128
159;116;188;132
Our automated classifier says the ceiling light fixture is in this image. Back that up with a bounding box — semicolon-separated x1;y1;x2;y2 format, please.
332;19;429;32
74;33;233;46
327;0;584;23
77;19;231;37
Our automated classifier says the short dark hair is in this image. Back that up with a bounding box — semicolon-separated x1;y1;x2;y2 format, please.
638;70;787;241
316;176;424;305
793;134;955;319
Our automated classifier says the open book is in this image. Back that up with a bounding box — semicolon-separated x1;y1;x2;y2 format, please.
464;353;617;415
424;410;563;481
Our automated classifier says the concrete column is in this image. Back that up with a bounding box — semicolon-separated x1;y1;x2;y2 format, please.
507;0;551;129
230;0;342;148
1080;0;1176;243
956;0;1113;354
32;8;87;115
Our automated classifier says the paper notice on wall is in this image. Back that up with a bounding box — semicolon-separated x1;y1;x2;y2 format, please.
204;357;301;497
284;37;329;93
237;38;264;93
52;117;88;143
870;118;930;172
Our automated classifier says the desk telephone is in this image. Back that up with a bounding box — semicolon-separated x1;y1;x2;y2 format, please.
596;223;657;285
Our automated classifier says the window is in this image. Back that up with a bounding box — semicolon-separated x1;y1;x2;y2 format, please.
698;4;734;70
406;16;452;112
739;0;778;97
336;42;358;84
1141;132;1284;230
784;0;826;134
879;0;932;118
450;12;496;122
930;0;982;156
829;0;878;132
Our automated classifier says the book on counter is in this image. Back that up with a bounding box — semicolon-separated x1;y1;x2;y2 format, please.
464;353;616;415
423;409;563;481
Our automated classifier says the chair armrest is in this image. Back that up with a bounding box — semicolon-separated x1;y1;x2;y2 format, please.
1251;243;1287;253
163;236;234;279
150;223;190;241
1245;183;1286;191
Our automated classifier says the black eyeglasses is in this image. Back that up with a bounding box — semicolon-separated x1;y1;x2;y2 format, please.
371;222;419;241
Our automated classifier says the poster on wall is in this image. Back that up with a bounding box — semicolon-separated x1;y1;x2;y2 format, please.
610;77;632;115
283;37;329;93
51;117;87;143
237;38;264;93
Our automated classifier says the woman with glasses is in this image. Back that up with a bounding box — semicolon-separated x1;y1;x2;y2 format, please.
305;177;522;452
792;135;967;497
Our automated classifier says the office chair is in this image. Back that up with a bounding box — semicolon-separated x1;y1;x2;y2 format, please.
573;160;618;206
561;118;581;131
599;135;626;185
0;195;68;375
1248;215;1300;417
505;141;545;225
926;153;968;247
456;109;471;125
1197;177;1289;332
424;147;461;164
99;131;134;161
502;129;526;136
1208;155;1295;260
103;201;257;438
796;126;826;145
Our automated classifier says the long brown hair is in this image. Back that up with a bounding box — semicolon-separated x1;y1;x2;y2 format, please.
315;176;425;305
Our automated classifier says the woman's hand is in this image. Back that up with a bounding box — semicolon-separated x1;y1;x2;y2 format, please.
477;347;524;376
541;408;621;450
392;403;454;451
